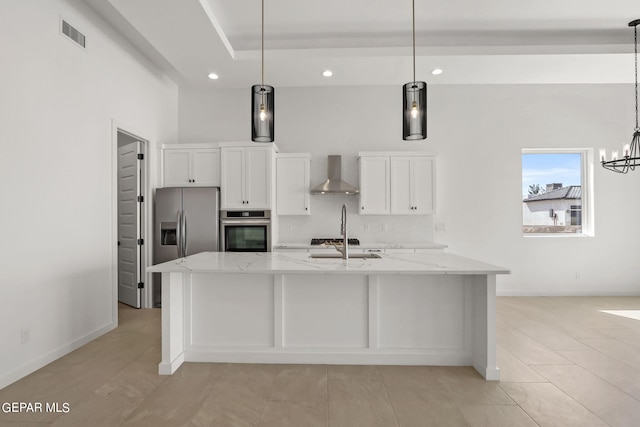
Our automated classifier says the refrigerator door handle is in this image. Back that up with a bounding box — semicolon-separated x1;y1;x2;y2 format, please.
182;211;188;257
176;210;183;258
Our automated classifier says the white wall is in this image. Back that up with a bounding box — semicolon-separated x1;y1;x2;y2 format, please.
0;0;178;388
180;85;435;243
179;84;640;296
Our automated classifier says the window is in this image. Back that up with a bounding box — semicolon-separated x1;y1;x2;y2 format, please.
522;149;593;236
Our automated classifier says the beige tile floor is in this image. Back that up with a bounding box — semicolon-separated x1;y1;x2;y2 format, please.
1;296;639;426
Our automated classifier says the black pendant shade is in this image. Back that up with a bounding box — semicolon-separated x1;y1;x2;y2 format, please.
403;81;427;140
251;84;274;142
251;0;274;143
402;0;427;141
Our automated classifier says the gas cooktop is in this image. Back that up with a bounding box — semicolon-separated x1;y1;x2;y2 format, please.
310;238;360;246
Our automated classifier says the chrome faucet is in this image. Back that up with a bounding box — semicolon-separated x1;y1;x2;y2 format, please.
334;204;349;260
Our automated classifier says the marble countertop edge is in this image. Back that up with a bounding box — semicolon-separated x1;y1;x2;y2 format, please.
273;242;448;250
147;251;509;275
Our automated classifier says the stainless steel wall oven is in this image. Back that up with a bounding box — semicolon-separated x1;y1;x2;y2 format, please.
220;210;271;252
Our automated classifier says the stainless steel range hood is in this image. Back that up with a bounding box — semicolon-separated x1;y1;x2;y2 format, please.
311;155;359;195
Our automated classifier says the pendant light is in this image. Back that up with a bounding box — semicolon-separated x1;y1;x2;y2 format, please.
600;19;640;173
403;0;427;140
251;0;274;142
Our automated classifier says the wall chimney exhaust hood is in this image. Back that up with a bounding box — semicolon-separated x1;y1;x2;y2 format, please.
311;155;359;195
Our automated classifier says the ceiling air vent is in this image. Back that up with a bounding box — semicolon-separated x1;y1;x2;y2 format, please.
61;19;86;48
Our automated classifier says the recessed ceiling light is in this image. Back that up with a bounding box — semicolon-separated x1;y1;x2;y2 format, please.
322;70;333;77
208;73;219;80
431;68;443;75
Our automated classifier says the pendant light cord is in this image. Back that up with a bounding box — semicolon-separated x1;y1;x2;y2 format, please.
412;0;416;85
635;23;638;130
261;0;265;89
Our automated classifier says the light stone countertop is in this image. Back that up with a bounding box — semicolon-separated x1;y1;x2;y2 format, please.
148;251;509;275
274;242;448;250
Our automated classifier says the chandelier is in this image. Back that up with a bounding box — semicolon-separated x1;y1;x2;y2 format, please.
600;19;640;173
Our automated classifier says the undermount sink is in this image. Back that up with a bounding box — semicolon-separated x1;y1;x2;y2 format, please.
309;253;381;259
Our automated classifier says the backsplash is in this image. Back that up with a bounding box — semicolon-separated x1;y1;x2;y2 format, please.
277;195;434;243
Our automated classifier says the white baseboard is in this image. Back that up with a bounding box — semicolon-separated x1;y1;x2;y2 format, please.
0;321;116;390
497;290;640;297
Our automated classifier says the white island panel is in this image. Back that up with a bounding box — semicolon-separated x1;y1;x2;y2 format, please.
189;273;274;347
377;275;467;350
283;275;368;348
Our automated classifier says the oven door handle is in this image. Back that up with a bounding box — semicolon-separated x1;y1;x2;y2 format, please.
221;219;271;225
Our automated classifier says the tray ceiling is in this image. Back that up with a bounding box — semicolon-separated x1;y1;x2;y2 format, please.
85;0;640;87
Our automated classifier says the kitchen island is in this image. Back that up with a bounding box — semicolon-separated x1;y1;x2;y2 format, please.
148;251;509;380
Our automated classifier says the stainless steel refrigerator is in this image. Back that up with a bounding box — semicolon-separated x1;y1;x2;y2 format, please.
153;187;220;306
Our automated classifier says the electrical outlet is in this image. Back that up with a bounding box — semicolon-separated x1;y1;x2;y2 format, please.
20;328;30;344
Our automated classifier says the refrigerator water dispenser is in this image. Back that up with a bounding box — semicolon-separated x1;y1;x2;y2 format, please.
160;222;177;245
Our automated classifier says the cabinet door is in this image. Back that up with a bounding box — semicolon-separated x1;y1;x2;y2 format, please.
192;149;220;186
220;147;245;209
412;157;435;214
163;150;191;186
390;157;413;214
245;147;271;208
277;157;310;215
359;157;390;214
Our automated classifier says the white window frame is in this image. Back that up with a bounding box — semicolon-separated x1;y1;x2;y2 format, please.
522;148;594;237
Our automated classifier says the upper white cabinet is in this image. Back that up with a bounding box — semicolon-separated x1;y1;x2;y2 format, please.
359;156;390;214
359;152;435;215
276;153;311;215
163;144;220;187
390;156;434;214
220;143;276;209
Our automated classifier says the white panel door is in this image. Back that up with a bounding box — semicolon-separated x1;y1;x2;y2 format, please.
117;141;141;308
245;147;270;208
359;157;390;214
192;149;220;186
163;149;190;186
412;157;435;214
276;156;310;215
390;157;413;214
221;147;245;209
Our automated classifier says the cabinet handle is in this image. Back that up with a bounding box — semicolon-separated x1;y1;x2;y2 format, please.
305;207;308;211
361;206;364;210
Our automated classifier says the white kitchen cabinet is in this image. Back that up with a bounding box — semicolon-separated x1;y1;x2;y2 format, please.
359;156;390;214
390;156;435;215
276;154;311;215
359;152;435;215
163;145;220;187
220;145;275;209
